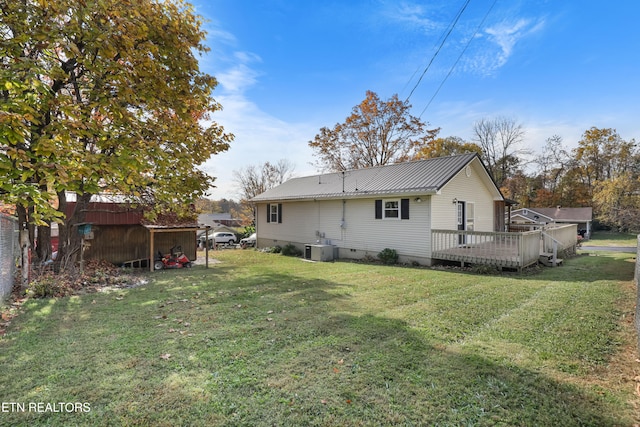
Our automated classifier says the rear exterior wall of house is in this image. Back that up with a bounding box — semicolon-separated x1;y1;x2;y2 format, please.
256;196;433;265
255;158;501;264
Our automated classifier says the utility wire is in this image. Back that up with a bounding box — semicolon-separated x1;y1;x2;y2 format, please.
419;0;498;119
404;0;472;103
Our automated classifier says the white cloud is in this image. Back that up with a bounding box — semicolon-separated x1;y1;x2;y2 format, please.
459;17;545;76
483;18;545;71
214;50;262;95
217;63;260;94
486;19;530;58
199;48;318;199
382;1;440;32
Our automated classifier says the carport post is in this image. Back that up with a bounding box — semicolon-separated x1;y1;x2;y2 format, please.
149;228;155;272
205;227;209;268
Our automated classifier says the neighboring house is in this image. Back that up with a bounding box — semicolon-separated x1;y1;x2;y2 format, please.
251;153;506;265
198;212;242;228
510;207;592;238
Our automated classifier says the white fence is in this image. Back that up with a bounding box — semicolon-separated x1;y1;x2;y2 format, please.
0;214;18;303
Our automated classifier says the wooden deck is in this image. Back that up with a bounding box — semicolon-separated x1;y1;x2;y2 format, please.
432;241;524;269
431;225;577;271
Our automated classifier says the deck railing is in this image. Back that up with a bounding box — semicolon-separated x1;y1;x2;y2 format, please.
541;224;578;253
431;229;541;270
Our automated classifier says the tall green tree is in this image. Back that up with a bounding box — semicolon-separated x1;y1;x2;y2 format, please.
308;90;439;171
0;0;232;274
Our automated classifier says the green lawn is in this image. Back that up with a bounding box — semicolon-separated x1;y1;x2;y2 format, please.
586;230;639;247
0;250;638;426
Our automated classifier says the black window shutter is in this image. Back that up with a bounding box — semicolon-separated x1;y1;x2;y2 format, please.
278;204;283;223
401;198;410;220
375;200;382;219
266;203;271;223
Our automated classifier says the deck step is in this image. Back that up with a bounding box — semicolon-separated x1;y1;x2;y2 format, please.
539;253;563;267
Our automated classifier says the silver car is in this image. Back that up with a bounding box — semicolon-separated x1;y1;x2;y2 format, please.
200;232;237;247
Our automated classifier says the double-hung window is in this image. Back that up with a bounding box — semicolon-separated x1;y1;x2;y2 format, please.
266;203;282;223
384;200;399;219
375;199;410;220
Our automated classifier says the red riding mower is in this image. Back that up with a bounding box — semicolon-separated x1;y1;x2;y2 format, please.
154;246;192;270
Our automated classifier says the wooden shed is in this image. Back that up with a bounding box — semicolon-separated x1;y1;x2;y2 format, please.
63;199;199;268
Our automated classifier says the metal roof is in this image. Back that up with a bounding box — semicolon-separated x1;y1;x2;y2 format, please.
252;153;486;202
517;207;593;222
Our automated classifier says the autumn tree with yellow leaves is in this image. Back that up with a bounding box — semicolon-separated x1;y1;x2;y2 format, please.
0;0;233;276
308;91;439;172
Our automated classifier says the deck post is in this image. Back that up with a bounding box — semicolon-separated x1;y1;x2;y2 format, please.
518;232;524;268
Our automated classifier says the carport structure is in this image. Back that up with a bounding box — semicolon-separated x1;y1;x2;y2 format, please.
146;224;212;271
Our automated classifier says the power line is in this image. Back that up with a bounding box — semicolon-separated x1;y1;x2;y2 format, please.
419;0;498;119
404;0;472;104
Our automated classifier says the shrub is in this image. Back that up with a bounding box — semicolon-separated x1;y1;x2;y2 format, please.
27;272;75;298
377;248;398;265
471;264;497;275
281;244;302;257
269;246;282;254
240;225;256;239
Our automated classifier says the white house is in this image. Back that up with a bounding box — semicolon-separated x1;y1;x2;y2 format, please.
251;153;506;265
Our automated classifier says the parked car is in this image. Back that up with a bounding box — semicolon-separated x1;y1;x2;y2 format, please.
200;231;237;247
240;233;257;248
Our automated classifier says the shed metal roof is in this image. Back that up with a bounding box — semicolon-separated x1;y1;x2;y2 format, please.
252;153;490;202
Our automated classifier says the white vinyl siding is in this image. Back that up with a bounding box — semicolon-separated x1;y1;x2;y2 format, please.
431;158;497;232
256;197;431;260
254;157;501;263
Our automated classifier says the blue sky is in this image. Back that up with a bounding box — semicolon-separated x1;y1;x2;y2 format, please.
193;0;640;200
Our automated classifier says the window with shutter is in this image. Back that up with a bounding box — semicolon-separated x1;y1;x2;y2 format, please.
375;198;410;220
267;203;282;223
401;198;410;219
375;200;382;219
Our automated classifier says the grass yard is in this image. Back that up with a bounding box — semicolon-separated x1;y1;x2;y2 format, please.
587;231;639;247
0;250;638;426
